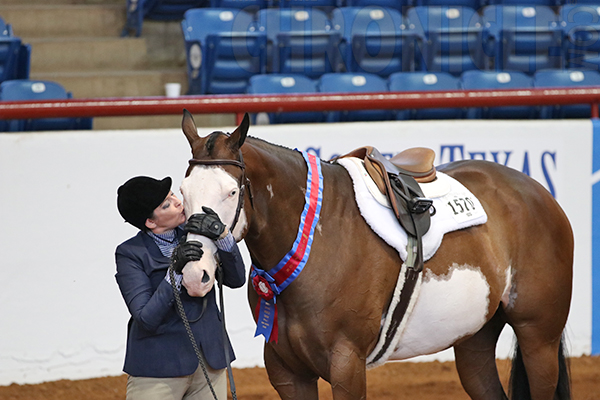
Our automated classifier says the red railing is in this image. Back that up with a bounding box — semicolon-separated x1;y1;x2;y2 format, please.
1;87;600;123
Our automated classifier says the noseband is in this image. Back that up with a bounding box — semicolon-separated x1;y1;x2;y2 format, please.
188;152;253;233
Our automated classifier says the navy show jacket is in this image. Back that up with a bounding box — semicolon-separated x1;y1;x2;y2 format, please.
115;228;246;377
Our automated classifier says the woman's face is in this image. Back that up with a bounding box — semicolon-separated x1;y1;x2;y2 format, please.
145;191;186;233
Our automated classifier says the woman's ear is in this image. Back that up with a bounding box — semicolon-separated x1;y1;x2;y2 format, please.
145;218;157;231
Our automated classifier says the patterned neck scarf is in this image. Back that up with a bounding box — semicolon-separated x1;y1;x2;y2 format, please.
148;229;179;257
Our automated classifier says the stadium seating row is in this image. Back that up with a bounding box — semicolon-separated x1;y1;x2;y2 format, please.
181;5;600;95
0;79;93;132
246;70;600;123
123;0;600;35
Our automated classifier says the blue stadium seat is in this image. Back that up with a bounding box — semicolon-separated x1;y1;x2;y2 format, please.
487;0;559;6
0;21;31;85
559;4;600;70
460;70;536;118
331;7;414;77
279;0;338;8
388;71;463;119
256;8;341;79
534;69;600;118
482;5;563;74
318;72;393;122
122;0;206;37
210;0;267;10
408;6;484;76
0;80;92;132
182;8;266;94
417;0;481;8
345;0;411;11
1;16;13;37
246;74;325;123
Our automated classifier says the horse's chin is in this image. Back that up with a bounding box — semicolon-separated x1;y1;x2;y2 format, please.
182;260;216;297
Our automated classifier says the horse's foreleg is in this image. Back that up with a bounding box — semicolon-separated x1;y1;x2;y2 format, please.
453;309;508;400
329;340;367;400
264;344;319;400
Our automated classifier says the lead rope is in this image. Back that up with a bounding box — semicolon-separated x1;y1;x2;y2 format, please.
217;264;237;399
168;265;220;400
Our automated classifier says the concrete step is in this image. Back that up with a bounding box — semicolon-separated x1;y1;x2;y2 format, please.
28;37;148;73
0;5;125;38
30;69;188;98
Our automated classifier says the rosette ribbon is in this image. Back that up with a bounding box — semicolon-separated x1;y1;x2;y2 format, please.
250;151;323;343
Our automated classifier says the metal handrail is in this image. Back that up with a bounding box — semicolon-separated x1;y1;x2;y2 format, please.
1;87;600;121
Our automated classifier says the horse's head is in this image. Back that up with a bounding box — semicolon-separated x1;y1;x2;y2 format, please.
178;110;250;297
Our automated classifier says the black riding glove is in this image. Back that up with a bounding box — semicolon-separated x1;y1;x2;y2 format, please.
170;240;203;274
184;206;227;240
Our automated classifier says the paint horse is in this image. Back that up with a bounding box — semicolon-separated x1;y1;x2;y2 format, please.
178;111;573;400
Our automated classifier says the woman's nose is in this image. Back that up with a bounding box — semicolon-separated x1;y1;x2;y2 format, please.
173;196;182;207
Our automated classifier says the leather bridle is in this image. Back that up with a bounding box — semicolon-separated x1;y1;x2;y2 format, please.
188;151;253;234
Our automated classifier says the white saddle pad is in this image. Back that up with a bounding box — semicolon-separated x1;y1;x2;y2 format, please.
337;157;488;262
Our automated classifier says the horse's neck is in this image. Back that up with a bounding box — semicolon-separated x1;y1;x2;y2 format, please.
243;140;308;269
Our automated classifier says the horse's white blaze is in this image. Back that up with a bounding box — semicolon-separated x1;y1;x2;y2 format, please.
389;263;490;360
182;235;218;297
179;166;247;297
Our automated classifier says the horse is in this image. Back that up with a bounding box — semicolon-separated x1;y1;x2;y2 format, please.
177;110;573;400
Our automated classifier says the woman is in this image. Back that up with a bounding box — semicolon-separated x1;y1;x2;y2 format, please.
115;176;245;400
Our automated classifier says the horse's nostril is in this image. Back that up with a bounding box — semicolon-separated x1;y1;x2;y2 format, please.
201;270;210;283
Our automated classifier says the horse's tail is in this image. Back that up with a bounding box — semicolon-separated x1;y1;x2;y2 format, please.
509;334;571;400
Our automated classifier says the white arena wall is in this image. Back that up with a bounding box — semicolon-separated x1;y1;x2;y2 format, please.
0;119;593;385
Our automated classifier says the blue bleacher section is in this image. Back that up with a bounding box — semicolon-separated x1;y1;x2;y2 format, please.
318;72;393;121
182;8;266;94
389;71;463;119
8;2;600;127
178;2;600;108
246;74;325;123
0;80;93;132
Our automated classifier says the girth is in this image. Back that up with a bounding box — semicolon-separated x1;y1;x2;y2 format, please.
336;146;436;272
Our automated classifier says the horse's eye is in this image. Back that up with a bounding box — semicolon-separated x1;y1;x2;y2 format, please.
229;190;237;197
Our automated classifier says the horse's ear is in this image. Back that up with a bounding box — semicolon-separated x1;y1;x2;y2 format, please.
182;109;199;147
228;113;249;151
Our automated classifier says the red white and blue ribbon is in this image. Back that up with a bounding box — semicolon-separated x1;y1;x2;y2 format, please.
250;151;323;343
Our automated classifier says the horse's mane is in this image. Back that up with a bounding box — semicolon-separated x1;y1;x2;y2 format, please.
246;135;297;155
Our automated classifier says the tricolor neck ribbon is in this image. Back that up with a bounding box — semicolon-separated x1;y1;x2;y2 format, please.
250;151;323;343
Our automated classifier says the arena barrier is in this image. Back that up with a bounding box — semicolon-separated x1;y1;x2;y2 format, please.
0;92;598;386
1;87;600;120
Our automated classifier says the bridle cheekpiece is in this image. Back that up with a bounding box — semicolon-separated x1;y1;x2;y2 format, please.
188;151;253;233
